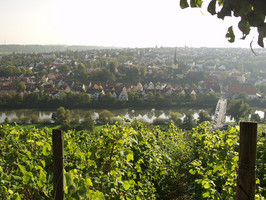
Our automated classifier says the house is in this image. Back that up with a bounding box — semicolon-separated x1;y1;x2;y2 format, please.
218;65;226;70
155;83;164;90
59;84;71;93
51;91;66;99
230;71;245;83
112;91;118;99
227;83;257;99
71;83;86;93
118;87;128;100
87;89;105;100
146;82;155;90
191;90;197;96
135;82;143;92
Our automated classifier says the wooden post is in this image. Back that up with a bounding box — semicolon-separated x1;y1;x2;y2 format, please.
52;129;64;200
237;121;257;200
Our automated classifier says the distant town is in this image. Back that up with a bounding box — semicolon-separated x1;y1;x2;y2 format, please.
0;45;265;109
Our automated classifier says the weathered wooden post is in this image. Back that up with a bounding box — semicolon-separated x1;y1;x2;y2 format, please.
237;121;257;200
52;129;65;200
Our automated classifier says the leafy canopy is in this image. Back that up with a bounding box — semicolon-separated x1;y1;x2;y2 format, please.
180;0;266;47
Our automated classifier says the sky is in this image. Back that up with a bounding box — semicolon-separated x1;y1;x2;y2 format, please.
0;0;262;48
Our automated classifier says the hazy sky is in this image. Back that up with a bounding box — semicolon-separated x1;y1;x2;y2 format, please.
0;0;262;48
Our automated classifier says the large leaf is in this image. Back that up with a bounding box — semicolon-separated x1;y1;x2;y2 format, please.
207;0;217;15
258;23;266;48
238;18;250;39
247;11;265;27
226;26;235;43
190;0;203;8
217;0;231;19
180;0;189;9
233;1;252;17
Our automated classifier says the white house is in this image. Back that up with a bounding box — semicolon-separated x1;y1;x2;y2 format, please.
118;87;128;100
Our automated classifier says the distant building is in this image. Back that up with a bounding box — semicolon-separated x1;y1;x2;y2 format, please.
118;87;128;100
227;83;257;99
171;48;178;69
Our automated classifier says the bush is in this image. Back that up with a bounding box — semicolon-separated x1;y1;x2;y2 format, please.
40;117;52;124
15;116;31;124
30;114;40;124
153;118;169;125
97;110;114;124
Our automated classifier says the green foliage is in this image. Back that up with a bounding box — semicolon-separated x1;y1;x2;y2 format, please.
180;0;266;47
0;124;53;199
250;113;261;123
52;107;71;126
97;110;115;124
17;82;26;92
81;112;95;131
182;114;196;130
153;118;169;125
257;129;266;197
169;112;182;127
227;99;252;123
188;123;265;199
188;123;239;199
0;122;265;199
198;110;212;124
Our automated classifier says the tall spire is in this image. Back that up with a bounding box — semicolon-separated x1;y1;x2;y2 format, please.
174;48;178;65
171;48;179;69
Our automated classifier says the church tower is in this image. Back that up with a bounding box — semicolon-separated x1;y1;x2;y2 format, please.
172;48;178;69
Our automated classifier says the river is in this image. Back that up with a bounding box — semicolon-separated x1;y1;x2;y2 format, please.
0;108;264;123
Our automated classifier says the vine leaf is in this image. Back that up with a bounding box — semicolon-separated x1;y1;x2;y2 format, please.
258;23;266;47
207;0;217;15
180;0;189;9
190;0;203;8
217;0;231;19
238;18;250;40
247;11;265;27
226;26;235;43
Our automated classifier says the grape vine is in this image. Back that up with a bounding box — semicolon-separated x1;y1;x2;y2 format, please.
0;122;265;199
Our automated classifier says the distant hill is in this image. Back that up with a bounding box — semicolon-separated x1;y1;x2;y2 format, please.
0;45;115;54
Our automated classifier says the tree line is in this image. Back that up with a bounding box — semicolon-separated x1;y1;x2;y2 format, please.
0;91;219;109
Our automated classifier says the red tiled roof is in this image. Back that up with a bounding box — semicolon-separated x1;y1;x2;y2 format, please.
228;83;256;95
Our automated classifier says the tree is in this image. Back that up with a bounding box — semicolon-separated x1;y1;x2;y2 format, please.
24;93;40;105
169;112;182;127
108;60;118;73
90;68;115;82
59;64;71;73
181;114;196;130
72;114;81;125
180;0;266;47
98;110;114;124
17;82;26;92
125;66;140;82
250;113;261;122
4;117;10;124
77;63;86;71
227;99;251;123
98;93;115;105
198;110;212;124
30;114;40;124
81;112;95;131
52;107;71;125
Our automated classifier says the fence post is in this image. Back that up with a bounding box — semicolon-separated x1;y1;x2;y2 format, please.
52;129;64;200
236;121;257;200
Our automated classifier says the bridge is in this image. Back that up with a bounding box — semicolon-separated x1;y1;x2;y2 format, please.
212;98;227;130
